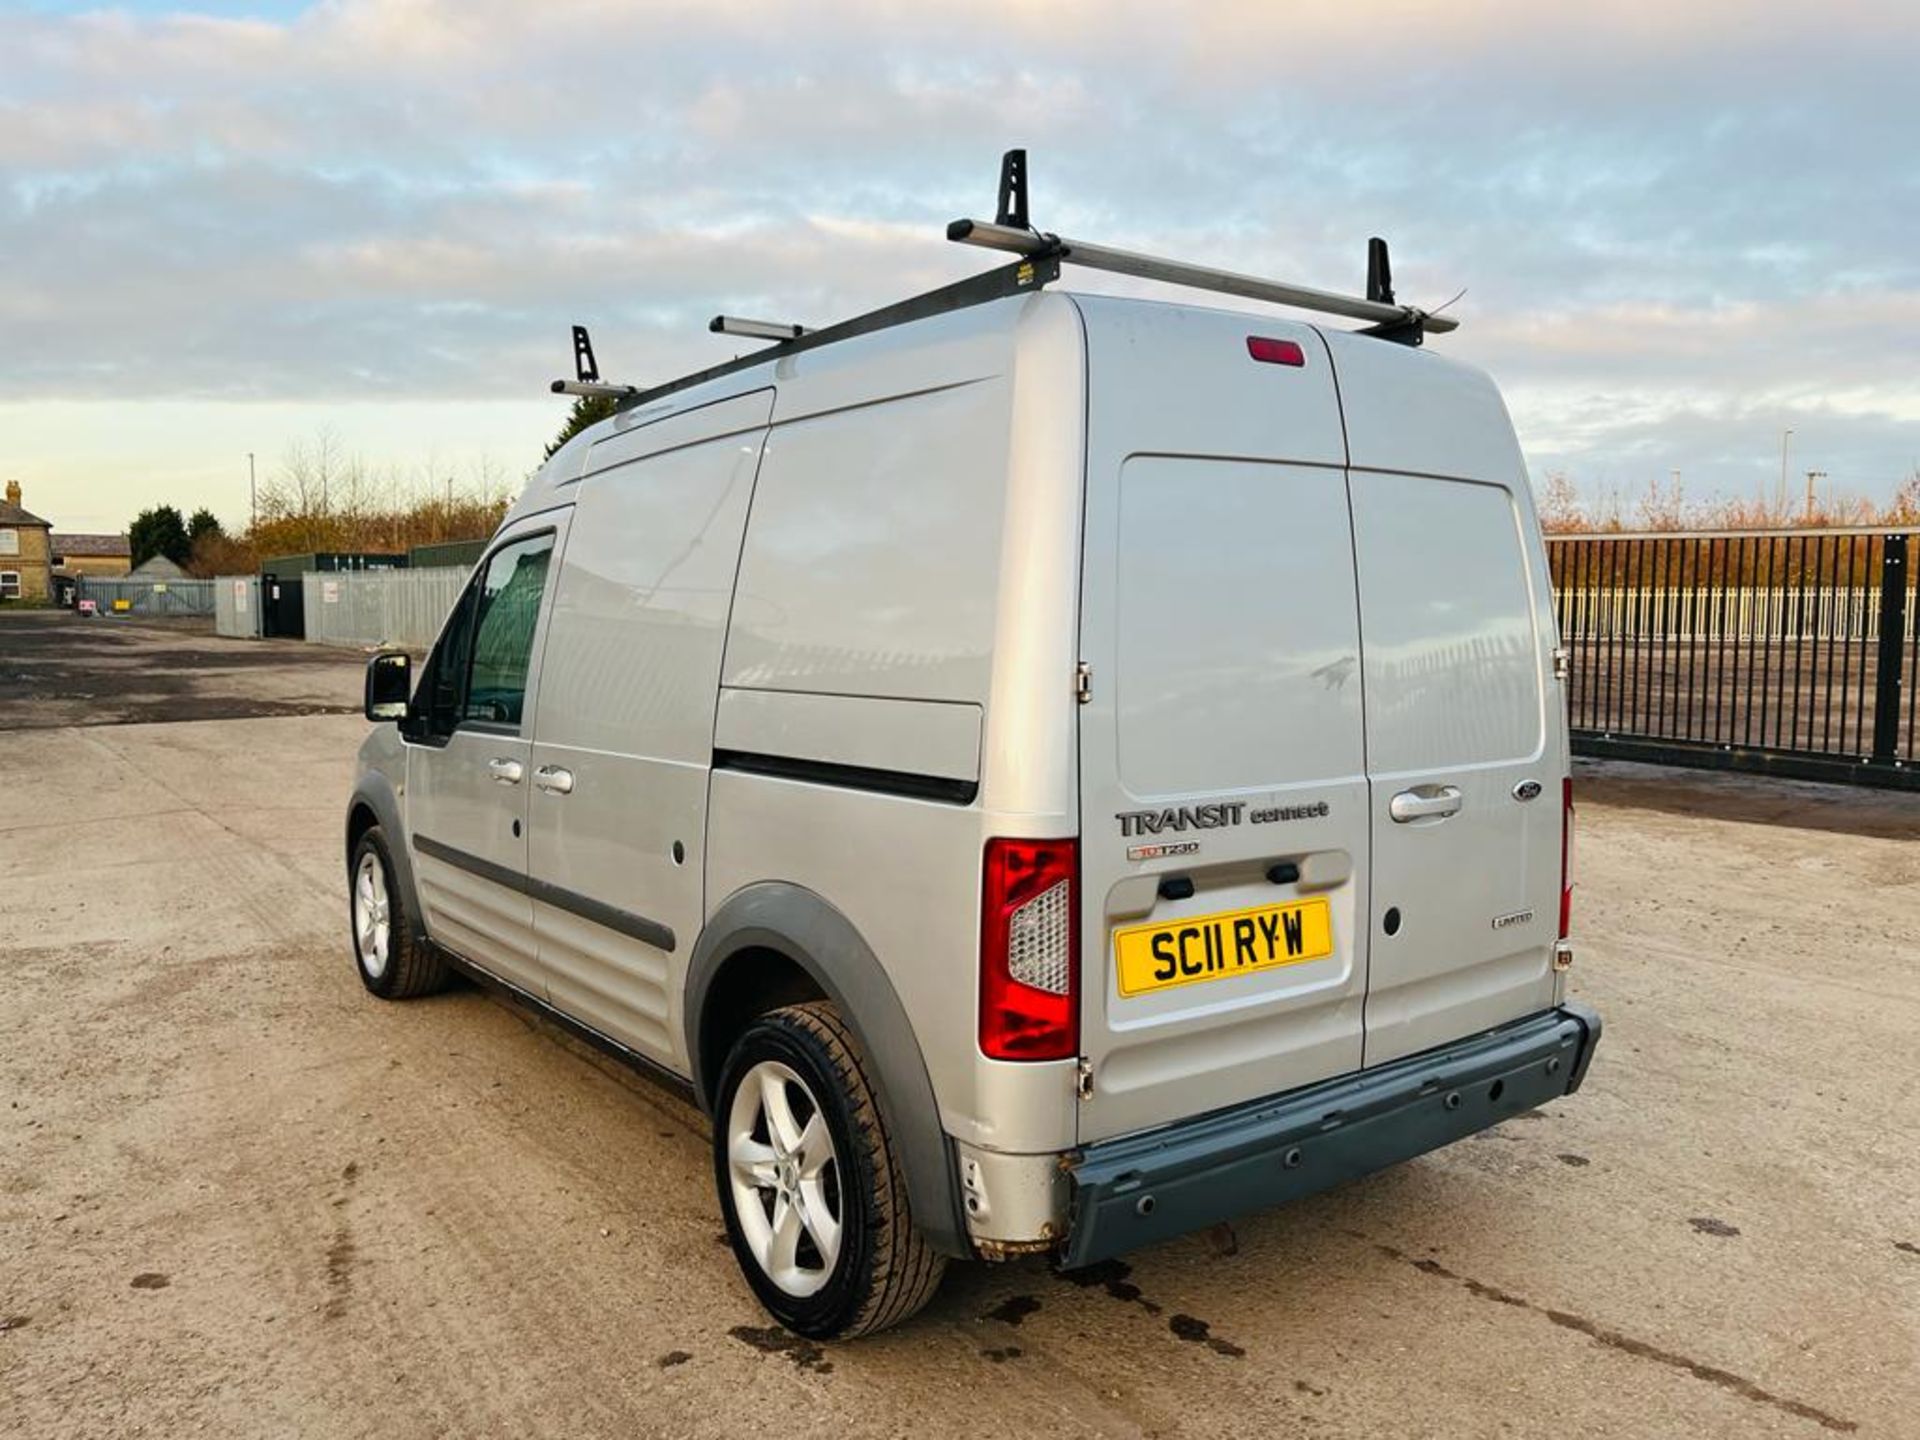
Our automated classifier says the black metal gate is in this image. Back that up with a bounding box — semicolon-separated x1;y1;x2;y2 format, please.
1547;530;1916;790
260;574;305;639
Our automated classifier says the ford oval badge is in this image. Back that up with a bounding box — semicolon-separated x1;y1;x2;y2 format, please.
1512;779;1543;802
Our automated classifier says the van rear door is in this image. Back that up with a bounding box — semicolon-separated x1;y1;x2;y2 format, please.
1072;298;1371;1145
1319;330;1564;1067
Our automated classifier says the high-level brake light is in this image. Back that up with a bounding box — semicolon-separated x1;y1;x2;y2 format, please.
1246;336;1306;367
979;838;1079;1061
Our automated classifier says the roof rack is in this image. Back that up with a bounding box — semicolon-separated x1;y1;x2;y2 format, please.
948;149;1455;340
549;149;1456;412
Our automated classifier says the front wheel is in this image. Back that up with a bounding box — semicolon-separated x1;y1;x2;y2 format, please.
713;1001;946;1338
348;826;447;1000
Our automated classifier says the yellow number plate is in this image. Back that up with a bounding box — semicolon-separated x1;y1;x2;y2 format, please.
1113;898;1334;998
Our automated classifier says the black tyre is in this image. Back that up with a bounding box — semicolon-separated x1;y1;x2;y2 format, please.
348;826;448;1000
713;1001;946;1338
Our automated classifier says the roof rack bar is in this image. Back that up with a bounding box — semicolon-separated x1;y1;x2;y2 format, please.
599;253;1059;414
551;379;640;399
710;315;813;342
946;218;1457;334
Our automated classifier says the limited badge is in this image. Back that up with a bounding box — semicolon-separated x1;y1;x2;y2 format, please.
1491;908;1535;930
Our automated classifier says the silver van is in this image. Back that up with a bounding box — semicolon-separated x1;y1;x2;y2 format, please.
346;157;1599;1338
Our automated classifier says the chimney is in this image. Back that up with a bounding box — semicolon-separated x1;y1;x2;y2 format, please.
3;480;18;508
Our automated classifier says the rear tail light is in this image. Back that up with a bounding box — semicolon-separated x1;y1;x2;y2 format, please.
979;837;1079;1061
1560;776;1575;939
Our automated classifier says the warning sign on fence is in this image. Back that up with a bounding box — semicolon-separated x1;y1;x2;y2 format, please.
322;580;340;604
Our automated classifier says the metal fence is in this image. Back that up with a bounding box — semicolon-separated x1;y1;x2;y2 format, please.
75;576;216;616
1548;530;1916;789
213;575;260;637
301;565;469;650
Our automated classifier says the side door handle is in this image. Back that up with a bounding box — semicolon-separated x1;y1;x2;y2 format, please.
487;757;525;786
1389;785;1463;823
534;765;575;795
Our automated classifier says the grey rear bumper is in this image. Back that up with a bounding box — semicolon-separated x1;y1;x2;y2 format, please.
1061;1003;1601;1270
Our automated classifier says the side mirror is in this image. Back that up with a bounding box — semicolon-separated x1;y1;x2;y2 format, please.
364;651;412;721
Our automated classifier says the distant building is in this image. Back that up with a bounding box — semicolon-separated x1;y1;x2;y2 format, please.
128;554;188;580
0;480;53;602
52;531;133;579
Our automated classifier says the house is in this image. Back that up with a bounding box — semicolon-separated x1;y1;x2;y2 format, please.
0;481;53;602
52;531;133;579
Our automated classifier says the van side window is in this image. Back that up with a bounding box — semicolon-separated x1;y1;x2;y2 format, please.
460;534;554;728
404;582;478;742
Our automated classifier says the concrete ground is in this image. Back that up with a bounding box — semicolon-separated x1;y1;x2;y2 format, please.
2;623;1916;1439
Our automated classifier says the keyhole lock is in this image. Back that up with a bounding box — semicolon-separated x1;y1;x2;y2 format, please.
1383;906;1402;936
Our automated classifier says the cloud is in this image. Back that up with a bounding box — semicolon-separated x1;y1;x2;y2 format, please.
1;0;1917;508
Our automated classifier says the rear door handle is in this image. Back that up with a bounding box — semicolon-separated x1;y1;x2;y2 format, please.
487;757;524;785
1389;785;1463;823
534;765;575;795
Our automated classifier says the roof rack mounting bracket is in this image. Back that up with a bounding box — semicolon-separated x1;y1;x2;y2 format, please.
996;147;1029;230
1359;237;1427;346
1366;237;1395;307
572;324;600;383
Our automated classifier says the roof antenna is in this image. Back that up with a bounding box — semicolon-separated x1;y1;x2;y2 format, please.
550;323;639;399
1366;238;1395;307
996;148;1030;230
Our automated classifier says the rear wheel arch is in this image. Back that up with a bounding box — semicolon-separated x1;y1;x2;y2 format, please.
697;946;828;1101
685;883;969;1258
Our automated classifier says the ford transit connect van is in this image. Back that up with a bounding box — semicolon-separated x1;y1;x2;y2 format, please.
345;165;1599;1338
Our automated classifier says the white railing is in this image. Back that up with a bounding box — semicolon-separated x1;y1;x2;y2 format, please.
1558;586;1904;643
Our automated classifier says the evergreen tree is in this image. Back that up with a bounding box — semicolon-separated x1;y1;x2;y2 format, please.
129;505;192;568
187;508;223;546
544;393;619;461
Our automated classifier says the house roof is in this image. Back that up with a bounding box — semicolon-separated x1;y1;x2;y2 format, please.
53;532;131;557
0;500;51;529
129;554;187;578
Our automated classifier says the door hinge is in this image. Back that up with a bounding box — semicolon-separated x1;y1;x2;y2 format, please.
1075;661;1092;705
1552;646;1570;681
1075;1056;1094;1101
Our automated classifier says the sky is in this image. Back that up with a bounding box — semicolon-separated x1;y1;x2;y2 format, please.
2;0;1916;533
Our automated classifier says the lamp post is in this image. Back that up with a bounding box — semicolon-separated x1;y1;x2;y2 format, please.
1805;470;1827;523
248;452;257;532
